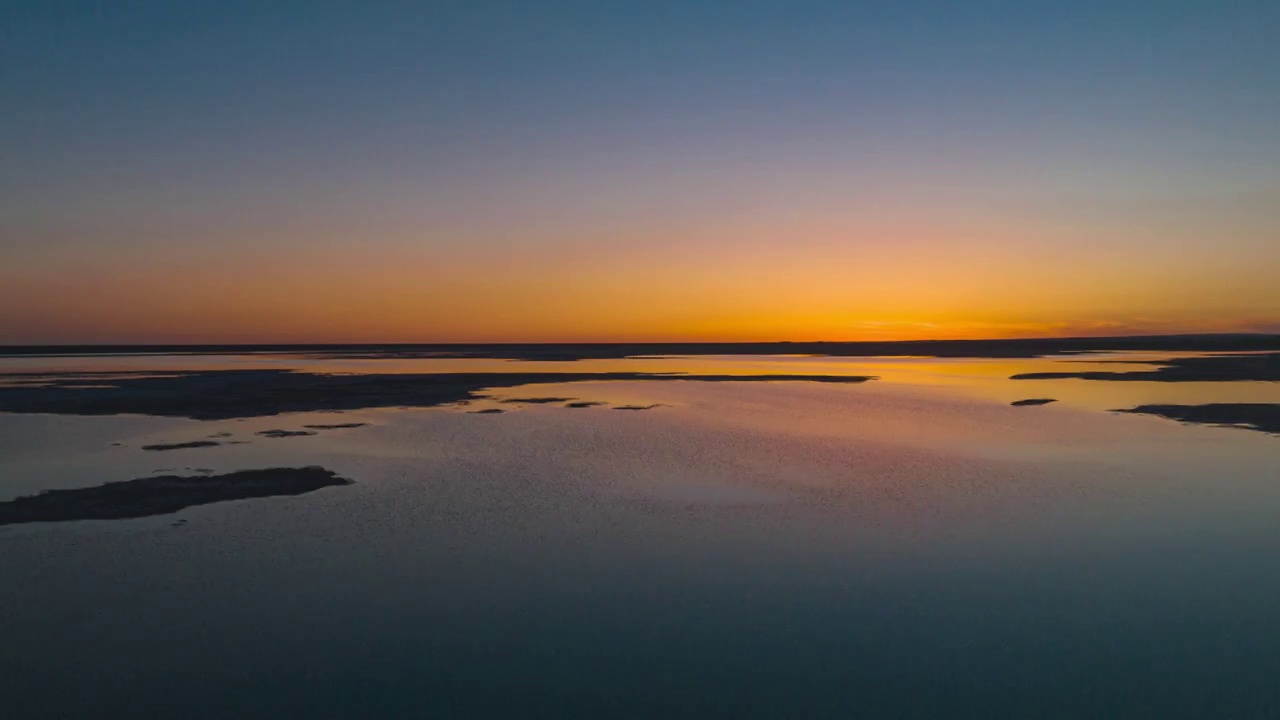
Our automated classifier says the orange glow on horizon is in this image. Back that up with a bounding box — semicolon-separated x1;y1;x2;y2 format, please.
3;206;1277;345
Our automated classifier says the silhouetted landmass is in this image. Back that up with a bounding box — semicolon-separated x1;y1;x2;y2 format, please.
501;397;576;404
614;404;661;411
1116;404;1280;434
301;423;368;429
565;401;605;408
1011;398;1057;406
1012;352;1280;382
2;334;1277;360
469;408;505;414
0;467;351;525
141;440;223;452
256;429;318;438
0;370;871;420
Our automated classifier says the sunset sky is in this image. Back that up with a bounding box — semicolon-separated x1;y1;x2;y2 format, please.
3;0;1278;343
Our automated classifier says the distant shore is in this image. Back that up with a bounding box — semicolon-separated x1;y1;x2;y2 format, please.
2;333;1278;360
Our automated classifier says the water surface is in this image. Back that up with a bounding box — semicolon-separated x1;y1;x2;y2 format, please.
1;352;1278;717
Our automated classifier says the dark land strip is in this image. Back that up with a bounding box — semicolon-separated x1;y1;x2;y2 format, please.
0;467;352;525
1011;352;1280;383
1115;404;1280;435
142;440;224;451
1011;354;1280;434
0;370;873;420
257;429;318;438
3;334;1278;361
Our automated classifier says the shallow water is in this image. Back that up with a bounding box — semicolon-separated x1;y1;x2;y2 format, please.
1;354;1278;717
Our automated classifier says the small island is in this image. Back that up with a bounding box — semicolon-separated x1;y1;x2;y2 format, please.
0;467;353;525
1116;403;1280;435
142;440;224;451
256;429;317;438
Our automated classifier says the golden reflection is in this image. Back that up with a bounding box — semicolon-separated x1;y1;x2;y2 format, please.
4;351;1277;415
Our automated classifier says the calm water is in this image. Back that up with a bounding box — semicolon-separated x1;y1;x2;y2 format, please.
2;353;1279;718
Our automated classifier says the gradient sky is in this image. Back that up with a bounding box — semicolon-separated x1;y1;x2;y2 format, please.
3;0;1278;343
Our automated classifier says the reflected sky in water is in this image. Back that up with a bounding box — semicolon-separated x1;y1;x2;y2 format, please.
3;349;1279;409
1;353;1278;717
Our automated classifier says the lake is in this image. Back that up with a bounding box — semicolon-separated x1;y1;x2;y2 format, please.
2;351;1278;718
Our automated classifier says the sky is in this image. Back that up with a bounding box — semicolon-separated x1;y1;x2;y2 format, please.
3;0;1278;343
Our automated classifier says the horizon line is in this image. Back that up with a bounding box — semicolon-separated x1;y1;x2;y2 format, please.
3;332;1279;351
